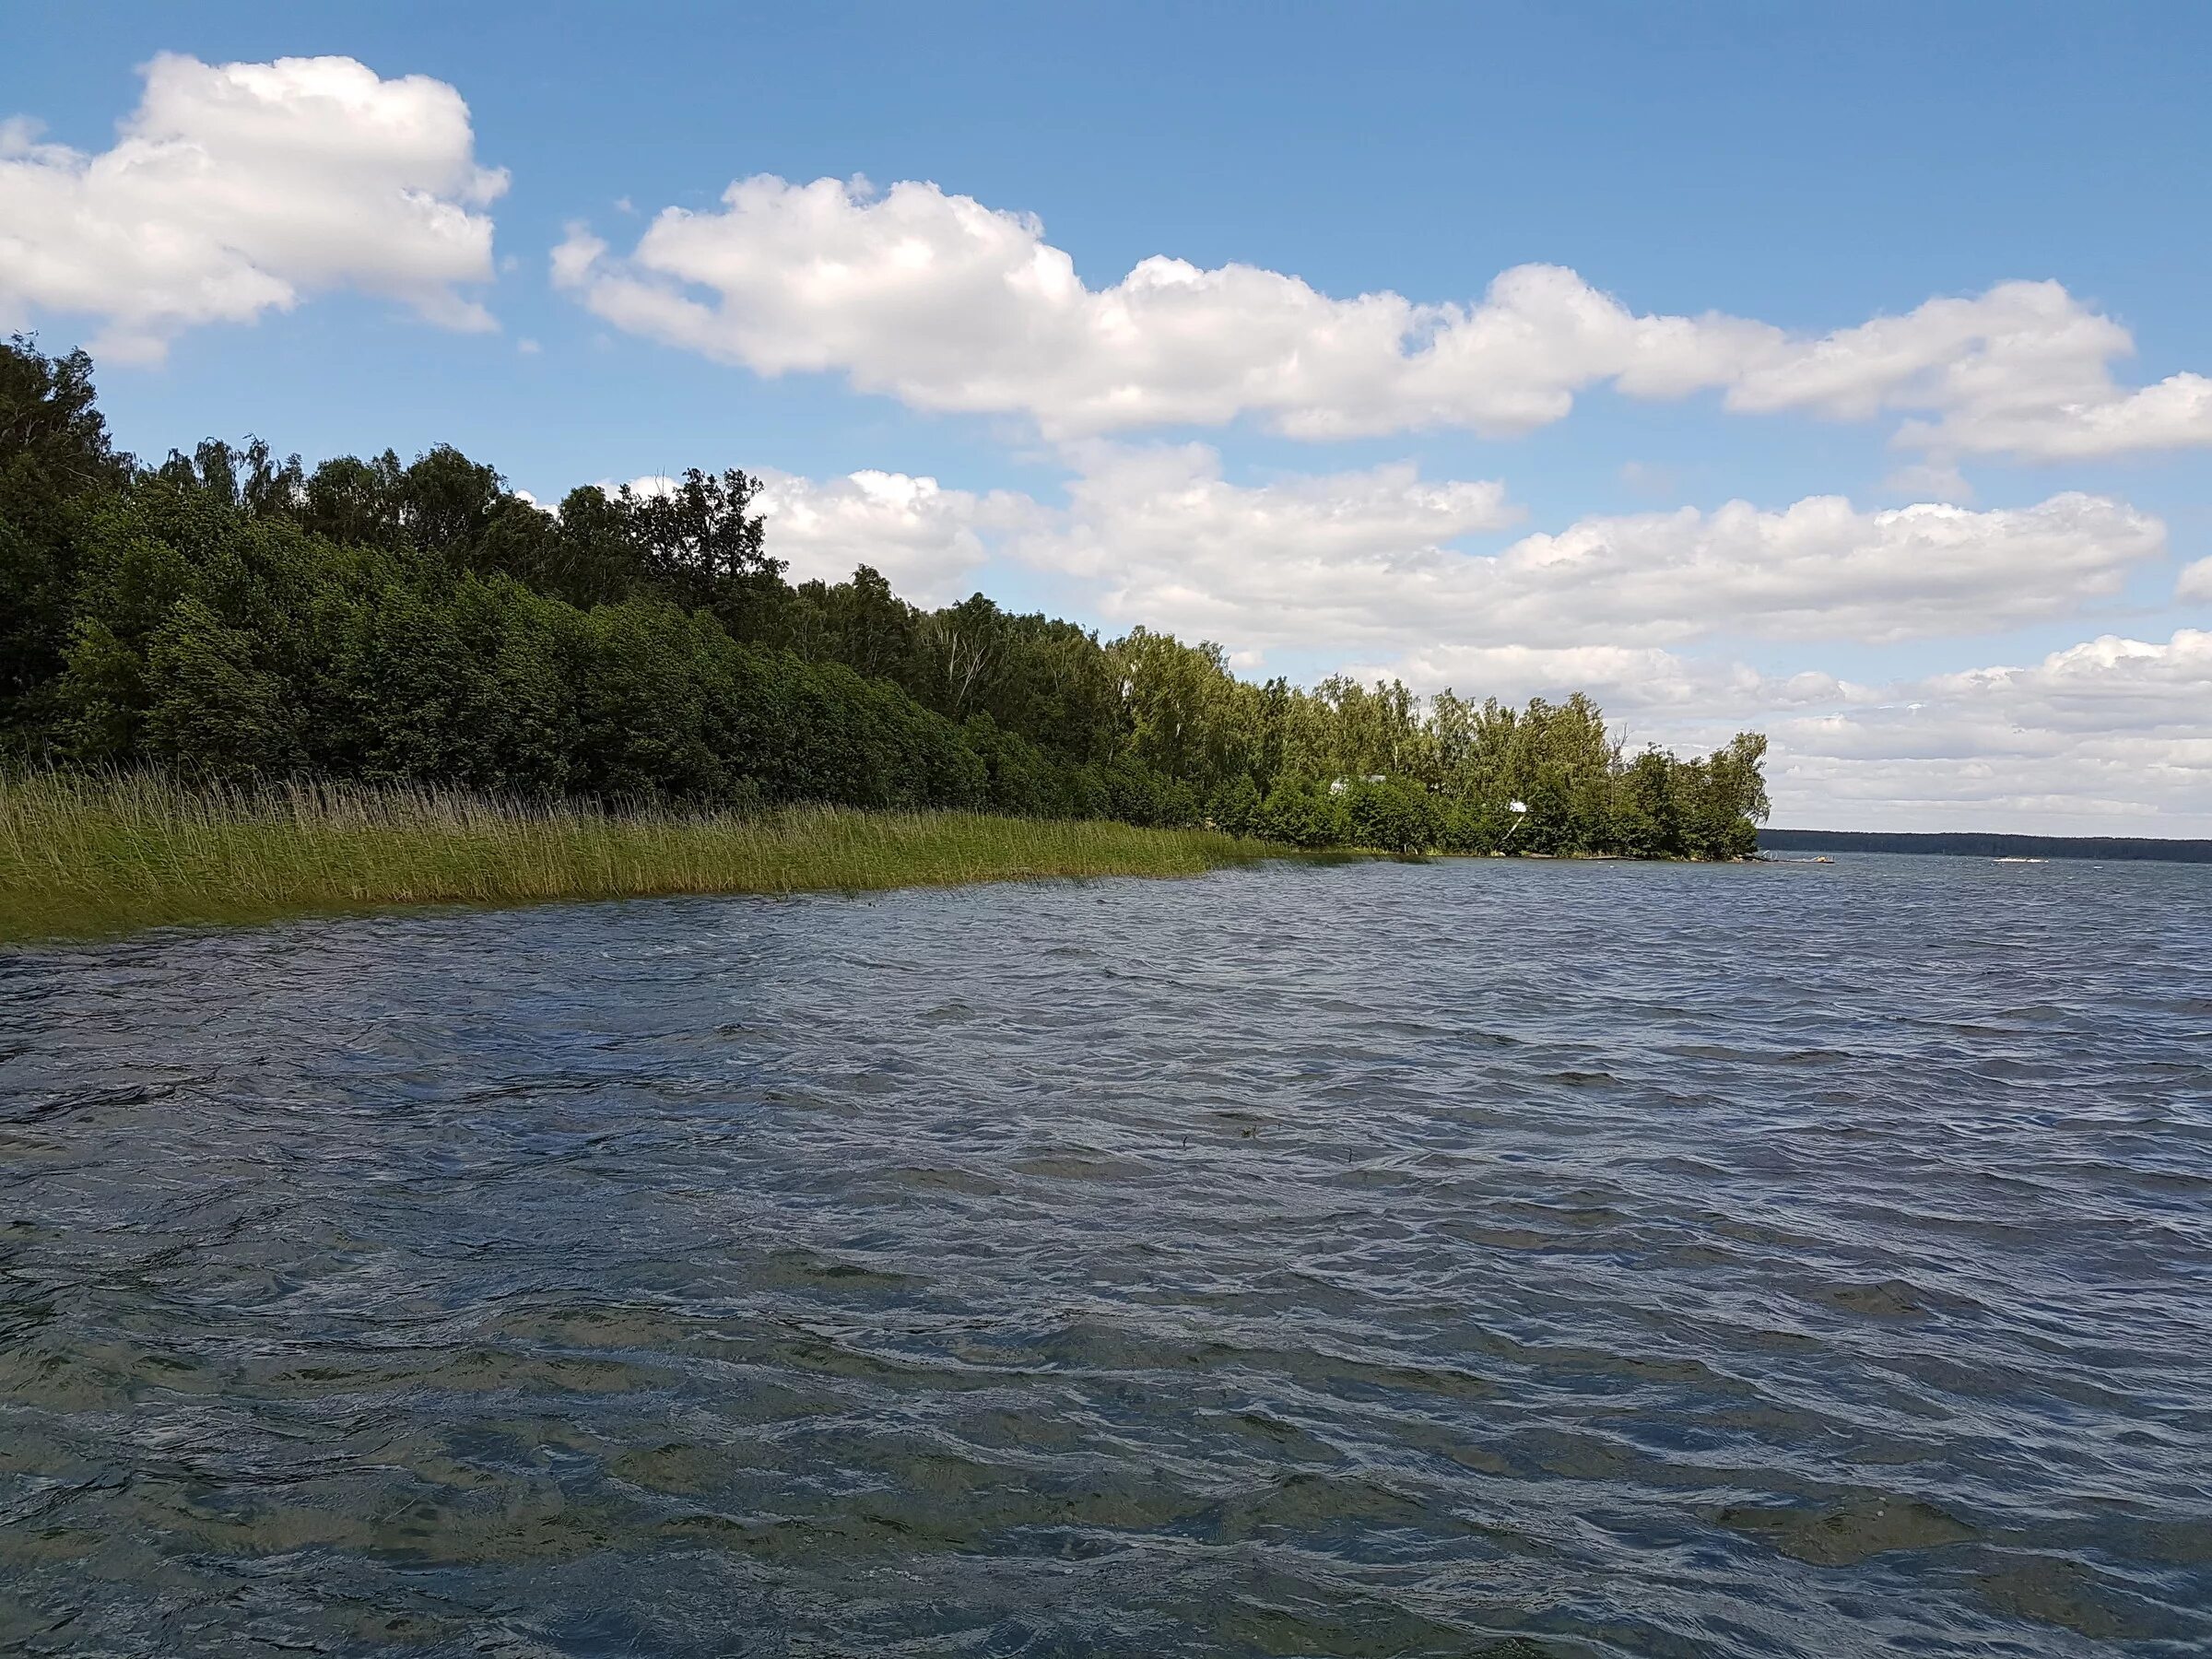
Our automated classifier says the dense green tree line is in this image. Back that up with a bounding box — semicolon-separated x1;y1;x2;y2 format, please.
0;337;1768;856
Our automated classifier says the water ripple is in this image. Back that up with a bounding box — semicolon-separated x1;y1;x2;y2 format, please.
2;854;2208;1656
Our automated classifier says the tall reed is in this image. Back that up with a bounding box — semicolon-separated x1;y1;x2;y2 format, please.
0;771;1276;943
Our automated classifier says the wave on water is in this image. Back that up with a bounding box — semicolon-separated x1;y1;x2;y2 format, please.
3;854;2208;1656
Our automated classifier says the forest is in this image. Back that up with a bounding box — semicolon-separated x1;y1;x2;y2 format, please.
1;336;1769;860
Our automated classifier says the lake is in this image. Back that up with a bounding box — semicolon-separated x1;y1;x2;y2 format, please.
2;855;2207;1657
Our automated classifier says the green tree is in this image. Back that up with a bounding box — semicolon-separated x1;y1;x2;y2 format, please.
1255;777;1347;848
1208;772;1263;838
1;339;1771;860
1344;775;1437;854
0;336;133;736
141;597;300;780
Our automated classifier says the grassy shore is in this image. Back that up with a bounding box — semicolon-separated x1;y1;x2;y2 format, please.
0;771;1279;945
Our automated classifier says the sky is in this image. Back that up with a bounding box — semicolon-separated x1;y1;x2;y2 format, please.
6;1;2209;834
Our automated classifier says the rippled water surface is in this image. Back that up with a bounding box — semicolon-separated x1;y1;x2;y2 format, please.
4;855;2210;1657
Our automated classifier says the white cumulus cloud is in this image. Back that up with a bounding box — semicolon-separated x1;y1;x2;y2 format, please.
554;173;2212;460
1477;491;2159;645
1346;645;1872;719
695;439;2165;688
656;441;2163;669
1762;630;2212;833
1002;447;2161;658
1009;444;1521;652
603;468;1037;606
0;53;507;362
752;468;1040;605
1358;630;2212;834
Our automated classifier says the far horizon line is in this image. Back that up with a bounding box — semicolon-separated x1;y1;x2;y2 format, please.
1761;825;2212;862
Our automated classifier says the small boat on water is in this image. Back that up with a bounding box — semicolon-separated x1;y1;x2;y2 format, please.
1993;856;2047;864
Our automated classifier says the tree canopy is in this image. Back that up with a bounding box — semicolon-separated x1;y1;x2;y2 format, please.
0;335;1768;858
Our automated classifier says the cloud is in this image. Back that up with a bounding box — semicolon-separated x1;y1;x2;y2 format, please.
683;435;2161;686
1004;446;2160;658
554;173;2212;459
2178;556;2212;604
1008;444;1521;653
1881;459;1975;504
752;468;1040;605
604;468;1037;606
623;438;2159;668
1355;630;2212;834
1733;281;2212;463
1480;492;2158;644
1914;629;2212;737
0;53;506;362
1761;630;2212;832
1617;460;1677;499
1345;644;1871;718
599;444;2202;832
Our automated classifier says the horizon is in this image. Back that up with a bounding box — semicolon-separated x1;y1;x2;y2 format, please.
1769;824;2212;842
6;1;2208;835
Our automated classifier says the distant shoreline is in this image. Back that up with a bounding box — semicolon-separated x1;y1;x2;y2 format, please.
1759;828;2212;865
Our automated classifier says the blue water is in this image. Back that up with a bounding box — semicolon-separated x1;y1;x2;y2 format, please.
3;854;2208;1656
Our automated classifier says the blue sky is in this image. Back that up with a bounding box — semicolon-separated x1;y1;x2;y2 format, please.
6;2;2210;831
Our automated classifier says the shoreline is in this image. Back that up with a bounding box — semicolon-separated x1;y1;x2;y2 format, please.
0;774;1282;947
0;774;1760;947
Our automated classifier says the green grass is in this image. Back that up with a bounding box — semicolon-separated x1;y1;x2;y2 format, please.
0;771;1283;945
